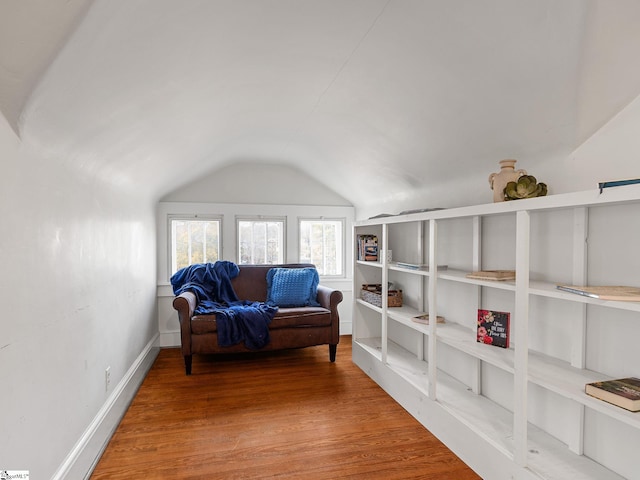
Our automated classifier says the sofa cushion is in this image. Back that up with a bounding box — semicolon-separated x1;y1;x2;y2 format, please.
191;307;331;334
266;267;320;307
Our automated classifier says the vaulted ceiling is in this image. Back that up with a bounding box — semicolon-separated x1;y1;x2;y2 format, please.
2;0;640;209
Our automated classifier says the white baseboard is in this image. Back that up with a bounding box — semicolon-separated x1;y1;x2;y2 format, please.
51;334;160;480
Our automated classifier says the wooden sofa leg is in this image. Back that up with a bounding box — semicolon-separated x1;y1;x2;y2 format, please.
185;355;192;375
329;344;337;362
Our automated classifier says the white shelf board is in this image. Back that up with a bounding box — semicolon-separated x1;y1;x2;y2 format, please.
435;366;515;459
355;297;383;314
529;280;640;313
438;323;515;374
385;339;431;393
388;262;432;276
528;351;640;431
356;259;382;268
527;426;625;480
438;268;517;291
354;183;640;227
353;337;383;362
386;305;429;334
387;310;515;373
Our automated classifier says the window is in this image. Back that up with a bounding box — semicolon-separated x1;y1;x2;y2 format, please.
299;218;344;276
169;216;221;274
237;218;285;264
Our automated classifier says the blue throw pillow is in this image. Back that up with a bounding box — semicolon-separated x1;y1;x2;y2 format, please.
266;267;320;307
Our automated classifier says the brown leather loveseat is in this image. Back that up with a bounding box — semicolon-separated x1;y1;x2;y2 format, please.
172;263;343;374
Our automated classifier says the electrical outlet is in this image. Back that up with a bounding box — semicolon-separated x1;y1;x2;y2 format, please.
105;366;111;391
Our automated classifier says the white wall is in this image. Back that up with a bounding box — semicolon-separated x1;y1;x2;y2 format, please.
162;162;352;206
0;112;159;478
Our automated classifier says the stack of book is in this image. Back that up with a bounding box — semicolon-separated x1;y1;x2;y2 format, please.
466;270;515;281
357;235;378;261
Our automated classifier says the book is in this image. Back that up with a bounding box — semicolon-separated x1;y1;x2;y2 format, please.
466;270;515;281
398;207;445;215
477;309;510;348
396;262;448;271
411;314;445;325
585;377;640;412
556;285;640;302
598;178;640;193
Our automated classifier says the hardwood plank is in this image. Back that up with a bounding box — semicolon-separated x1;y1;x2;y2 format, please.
91;336;480;479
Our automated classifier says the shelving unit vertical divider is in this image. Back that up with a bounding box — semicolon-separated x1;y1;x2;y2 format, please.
514;210;531;467
417;221;426;361
427;219;438;399
571;206;589;369
381;224;389;364
568;206;589;455
471;215;482;395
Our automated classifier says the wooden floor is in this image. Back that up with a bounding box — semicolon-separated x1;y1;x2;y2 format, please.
91;336;480;479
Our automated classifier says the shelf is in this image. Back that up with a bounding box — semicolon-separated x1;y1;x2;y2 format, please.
437;273;640;312
388;262;431;276
384;306;515;373
386;309;640;432
356;259;382;268
354;183;640;227
355;297;383;314
528;352;640;431
529;281;640;313
353;337;383;362
526;424;625;480
360;338;515;457
385;305;427;331
438;268;517;291
356;339;627;480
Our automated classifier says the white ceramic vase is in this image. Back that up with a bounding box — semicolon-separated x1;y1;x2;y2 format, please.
488;159;527;202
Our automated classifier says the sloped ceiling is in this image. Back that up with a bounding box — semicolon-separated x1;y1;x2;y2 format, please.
0;0;93;133
3;0;640;210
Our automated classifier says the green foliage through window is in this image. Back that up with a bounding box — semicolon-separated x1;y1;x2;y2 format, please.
299;219;343;276
171;218;220;274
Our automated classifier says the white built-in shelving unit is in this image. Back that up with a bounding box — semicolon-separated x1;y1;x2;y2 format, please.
352;184;640;480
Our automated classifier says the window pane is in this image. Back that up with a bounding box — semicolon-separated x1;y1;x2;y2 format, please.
299;220;343;276
238;220;284;264
171;219;220;274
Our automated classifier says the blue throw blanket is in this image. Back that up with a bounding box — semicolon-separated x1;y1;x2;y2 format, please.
170;261;277;349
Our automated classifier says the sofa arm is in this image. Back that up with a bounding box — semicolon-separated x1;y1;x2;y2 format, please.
317;285;343;311
317;285;343;344
173;291;197;317
172;291;197;355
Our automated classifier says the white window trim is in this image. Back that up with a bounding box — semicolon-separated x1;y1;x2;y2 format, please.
235;215;287;265
298;216;346;278
167;213;223;276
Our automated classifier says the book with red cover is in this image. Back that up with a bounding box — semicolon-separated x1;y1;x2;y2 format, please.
477;309;510;348
585;377;640;411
